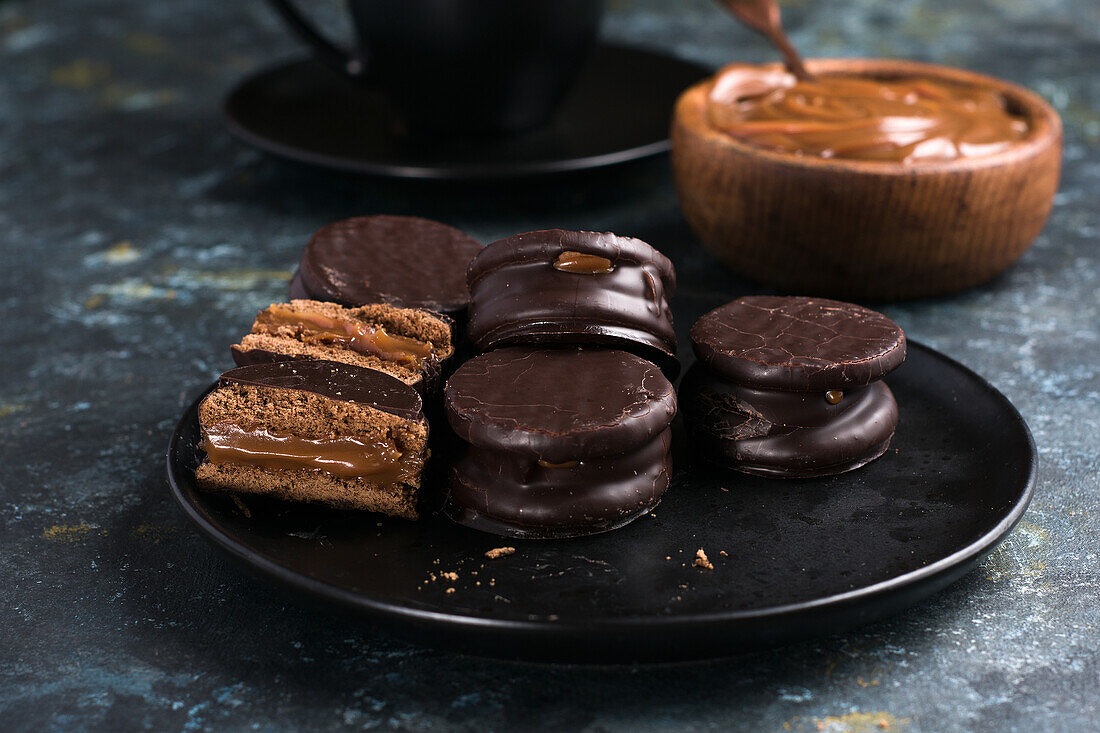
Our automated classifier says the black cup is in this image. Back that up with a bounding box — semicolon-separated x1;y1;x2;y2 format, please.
266;0;605;137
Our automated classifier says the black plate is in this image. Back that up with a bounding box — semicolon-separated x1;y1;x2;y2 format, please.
167;341;1035;663
222;45;711;180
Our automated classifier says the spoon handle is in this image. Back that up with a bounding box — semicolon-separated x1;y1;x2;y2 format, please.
713;0;815;81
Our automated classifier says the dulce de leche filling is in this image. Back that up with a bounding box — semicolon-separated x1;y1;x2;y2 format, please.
202;421;421;484
260;305;434;368
553;251;614;274
706;67;1029;163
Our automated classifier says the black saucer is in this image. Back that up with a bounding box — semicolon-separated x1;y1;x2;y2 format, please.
222;45;712;180
167;342;1035;663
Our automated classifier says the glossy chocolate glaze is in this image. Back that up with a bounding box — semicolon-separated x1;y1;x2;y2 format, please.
444;347;676;537
681;363;898;477
706;66;1029;163
445;347;677;464
691;296;906;391
447;428;673;539
220;359;424;422
466;230;677;363
297;215;482;319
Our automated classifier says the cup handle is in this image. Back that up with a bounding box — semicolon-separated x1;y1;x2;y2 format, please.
264;0;367;78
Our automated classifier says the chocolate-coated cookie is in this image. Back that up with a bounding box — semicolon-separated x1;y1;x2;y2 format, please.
295;215;482;320
690;296;905;391
444;346;677;538
682;296;905;477
196;360;429;518
230;299;455;396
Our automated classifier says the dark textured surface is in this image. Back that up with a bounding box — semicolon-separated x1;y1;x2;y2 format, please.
1;0;1098;730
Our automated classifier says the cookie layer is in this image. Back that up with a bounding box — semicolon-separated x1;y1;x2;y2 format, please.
231;299;454;394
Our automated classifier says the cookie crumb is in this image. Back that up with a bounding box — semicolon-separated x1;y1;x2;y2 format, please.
484;546;515;559
693;548;713;570
445;587;455;594
229;495;252;518
441;571;458;581
720;550;728;557
878;720;890;729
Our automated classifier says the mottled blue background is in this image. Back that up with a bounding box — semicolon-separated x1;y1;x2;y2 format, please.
1;0;1097;730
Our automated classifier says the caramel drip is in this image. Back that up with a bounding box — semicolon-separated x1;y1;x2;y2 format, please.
202;421;420;483
553;251;614;274
537;459;580;469
707;69;1029;163
262;305;433;368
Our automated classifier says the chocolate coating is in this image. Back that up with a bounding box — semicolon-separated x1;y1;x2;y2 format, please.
443;347;677;538
691;296;906;392
447;428;673;539
466;230;677;365
296;215;482;318
445;347;676;464
680;364;898;477
220;359;424;422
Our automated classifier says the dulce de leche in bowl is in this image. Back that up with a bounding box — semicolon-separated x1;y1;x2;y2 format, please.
672;59;1063;300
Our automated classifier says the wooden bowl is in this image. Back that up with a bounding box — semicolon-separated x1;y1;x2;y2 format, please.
671;59;1063;300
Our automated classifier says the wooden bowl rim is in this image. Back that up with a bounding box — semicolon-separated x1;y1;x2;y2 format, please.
675;57;1063;175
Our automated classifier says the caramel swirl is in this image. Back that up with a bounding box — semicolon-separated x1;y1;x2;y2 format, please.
261;305;433;368
202;421;419;483
707;67;1029;163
